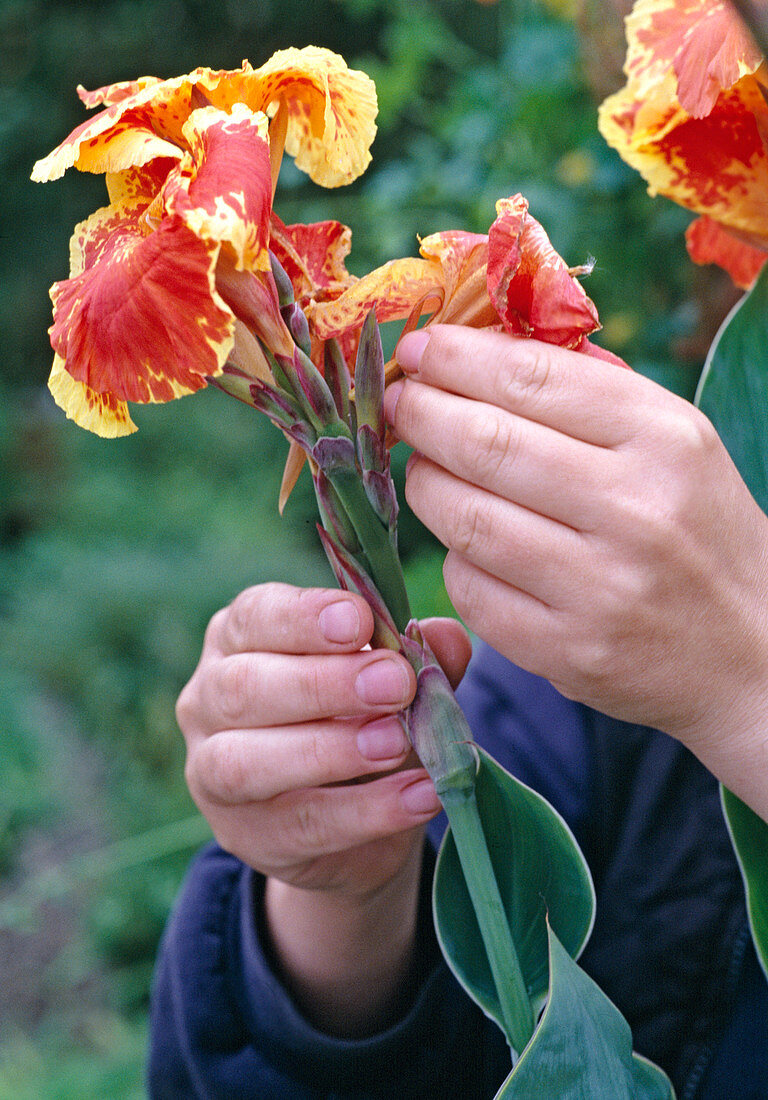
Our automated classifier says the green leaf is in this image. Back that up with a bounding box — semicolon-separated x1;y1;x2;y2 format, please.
433;748;594;1029
492;924;675;1099
721;786;768;980
694;262;768;986
695;263;768;512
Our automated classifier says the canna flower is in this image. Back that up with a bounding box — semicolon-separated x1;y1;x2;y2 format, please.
598;0;768;288
32;49;376;437
309;193;623;385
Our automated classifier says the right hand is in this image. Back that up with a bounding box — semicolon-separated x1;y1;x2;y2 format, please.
177;582;472;899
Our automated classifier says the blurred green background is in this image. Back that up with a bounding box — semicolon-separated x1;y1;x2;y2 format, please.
0;0;735;1094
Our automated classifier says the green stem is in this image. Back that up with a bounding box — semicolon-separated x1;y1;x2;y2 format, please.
442;784;535;1056
326;465;412;631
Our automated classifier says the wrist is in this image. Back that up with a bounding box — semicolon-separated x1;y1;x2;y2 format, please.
672;682;768;822
262;834;429;1037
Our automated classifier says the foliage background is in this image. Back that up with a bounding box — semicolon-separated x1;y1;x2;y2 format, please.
0;0;732;1094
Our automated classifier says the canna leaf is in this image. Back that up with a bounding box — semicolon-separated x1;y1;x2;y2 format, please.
695;262;768;509
433;749;594;1030
492;923;675;1098
694;262;768;982
721;787;768;979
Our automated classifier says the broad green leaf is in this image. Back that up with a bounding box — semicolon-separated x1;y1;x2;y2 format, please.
433;748;594;1031
493;924;675;1099
694;263;768;987
721;786;768;979
695;262;768;510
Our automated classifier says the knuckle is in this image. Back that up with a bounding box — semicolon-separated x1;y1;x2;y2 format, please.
299;728;332;779
443;552;483;624
469;409;519;482
298;660;326;715
450;495;491;559
208;740;250;804
293;797;330;854
215;655;261;725
225;586;264;651
502;343;553;406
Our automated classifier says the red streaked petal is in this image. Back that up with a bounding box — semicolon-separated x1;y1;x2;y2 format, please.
600;76;768;246
163;104;272;271
50;208;234;404
624;0;762;117
686;215;768;288
48;353;137;437
489;196;600;346
270;214;354;302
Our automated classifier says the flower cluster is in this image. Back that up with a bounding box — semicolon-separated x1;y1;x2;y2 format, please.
598;0;768;289
33;47;615;443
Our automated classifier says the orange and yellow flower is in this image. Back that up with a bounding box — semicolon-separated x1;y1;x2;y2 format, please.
598;0;768;287
309;193;621;381
32;48;377;437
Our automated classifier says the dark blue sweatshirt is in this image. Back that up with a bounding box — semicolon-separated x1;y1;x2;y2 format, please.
148;643;768;1098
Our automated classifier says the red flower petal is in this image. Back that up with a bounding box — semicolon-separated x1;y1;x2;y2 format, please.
489;195;600;346
50;205;234;404
163;104;273;272
686;215;768;288
270;214;354;303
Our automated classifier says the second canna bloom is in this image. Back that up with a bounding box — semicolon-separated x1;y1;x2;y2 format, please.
598;0;768;289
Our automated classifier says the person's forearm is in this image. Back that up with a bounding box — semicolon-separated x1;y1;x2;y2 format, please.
263;831;427;1038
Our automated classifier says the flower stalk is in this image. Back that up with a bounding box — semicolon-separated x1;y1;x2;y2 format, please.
254;296;535;1058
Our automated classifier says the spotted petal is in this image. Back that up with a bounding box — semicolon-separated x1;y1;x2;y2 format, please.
48;353;136;438
33;50;377;190
623;0;762;117
250;47;377;187
489;195;600;346
163;104;272;272
50;201;234;407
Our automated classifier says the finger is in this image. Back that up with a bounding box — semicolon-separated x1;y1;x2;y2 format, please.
246;769;442;866
419;617;472;689
388;377;610;530
393;325;651;448
406;457;586;607
187;715;412;806
208;583;375;657
442;550;564;682
199;649;415;730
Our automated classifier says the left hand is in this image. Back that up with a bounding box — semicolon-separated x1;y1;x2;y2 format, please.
384;325;768;817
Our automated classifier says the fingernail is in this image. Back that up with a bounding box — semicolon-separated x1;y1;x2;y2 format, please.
396;330;431;373
355;658;411;706
400;777;441;816
318;600;360;644
383;378;405;425
357;717;409;761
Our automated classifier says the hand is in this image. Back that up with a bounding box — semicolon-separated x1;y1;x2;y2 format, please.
177;582;471;1034
386;325;768;818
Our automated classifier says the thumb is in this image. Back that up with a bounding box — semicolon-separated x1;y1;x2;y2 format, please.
418;617;472;690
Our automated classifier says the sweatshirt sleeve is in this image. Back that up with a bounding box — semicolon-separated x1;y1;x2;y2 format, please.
147;841;511;1100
